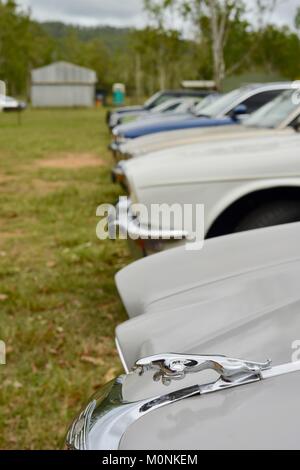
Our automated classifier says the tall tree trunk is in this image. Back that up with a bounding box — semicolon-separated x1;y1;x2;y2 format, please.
158;45;166;90
159;66;166;90
135;53;143;98
208;0;227;90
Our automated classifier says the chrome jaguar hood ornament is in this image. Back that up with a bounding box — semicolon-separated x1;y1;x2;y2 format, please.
135;354;272;386
66;353;300;451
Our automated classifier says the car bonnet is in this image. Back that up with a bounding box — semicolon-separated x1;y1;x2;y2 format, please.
116;223;300;367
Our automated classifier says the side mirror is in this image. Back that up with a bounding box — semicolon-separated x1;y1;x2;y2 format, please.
231;104;248;121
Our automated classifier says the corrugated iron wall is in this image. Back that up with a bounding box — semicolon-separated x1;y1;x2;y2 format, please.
31;62;97;108
31;85;95;108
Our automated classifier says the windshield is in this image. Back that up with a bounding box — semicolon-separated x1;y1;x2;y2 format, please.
191;94;220;115
151;99;181;113
144;92;176;109
245;89;300;128
194;88;244;117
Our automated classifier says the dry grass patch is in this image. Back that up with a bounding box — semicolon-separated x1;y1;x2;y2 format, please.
0;230;24;249
0;178;67;196
31;179;68;196
38;152;106;170
0;173;14;184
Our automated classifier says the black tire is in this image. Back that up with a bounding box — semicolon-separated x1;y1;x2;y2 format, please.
233;200;300;233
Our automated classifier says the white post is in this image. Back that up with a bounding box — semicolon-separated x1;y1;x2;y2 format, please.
0;80;6;112
0;340;6;365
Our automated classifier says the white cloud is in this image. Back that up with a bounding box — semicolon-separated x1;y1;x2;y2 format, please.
17;0;299;28
17;0;146;27
268;0;299;28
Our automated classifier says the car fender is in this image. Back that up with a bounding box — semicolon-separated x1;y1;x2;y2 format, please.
206;177;300;235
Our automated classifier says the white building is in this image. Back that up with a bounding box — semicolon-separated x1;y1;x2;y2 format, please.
31;61;97;108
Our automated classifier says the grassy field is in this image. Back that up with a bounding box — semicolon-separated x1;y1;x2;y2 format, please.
0;108;132;449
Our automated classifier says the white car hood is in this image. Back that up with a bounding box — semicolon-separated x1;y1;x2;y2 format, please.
116;222;300;369
124;130;299;193
120;125;293;158
120;124;243;157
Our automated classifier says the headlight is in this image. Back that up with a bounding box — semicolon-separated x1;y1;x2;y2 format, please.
112;130;128;145
119;145;133;160
117;136;128;145
109;116;120;128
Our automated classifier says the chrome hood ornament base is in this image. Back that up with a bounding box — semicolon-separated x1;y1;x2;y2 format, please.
66;353;300;450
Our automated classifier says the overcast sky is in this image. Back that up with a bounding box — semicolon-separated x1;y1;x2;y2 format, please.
17;0;299;29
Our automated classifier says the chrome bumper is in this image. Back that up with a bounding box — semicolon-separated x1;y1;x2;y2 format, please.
108;142;132;163
108;142;119;161
108;199;188;258
109;142;131;163
115;150;132;163
111;163;127;189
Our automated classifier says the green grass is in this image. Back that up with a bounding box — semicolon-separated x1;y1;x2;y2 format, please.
0;109;132;449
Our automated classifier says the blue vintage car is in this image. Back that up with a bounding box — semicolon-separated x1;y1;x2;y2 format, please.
112;83;292;142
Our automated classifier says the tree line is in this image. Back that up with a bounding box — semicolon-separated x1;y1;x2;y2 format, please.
0;0;300;97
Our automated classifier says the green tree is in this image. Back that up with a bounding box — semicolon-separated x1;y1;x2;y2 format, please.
252;25;300;79
144;0;278;90
0;1;55;96
295;7;300;32
54;31;112;89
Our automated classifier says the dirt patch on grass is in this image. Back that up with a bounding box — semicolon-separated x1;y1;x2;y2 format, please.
0;231;21;238
38;152;106;170
0;173;14;184
0;175;18;194
0;178;67;196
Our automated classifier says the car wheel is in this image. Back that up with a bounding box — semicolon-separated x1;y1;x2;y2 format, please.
233;200;300;233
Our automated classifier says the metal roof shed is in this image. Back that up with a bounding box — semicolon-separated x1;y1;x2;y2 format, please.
31;61;98;108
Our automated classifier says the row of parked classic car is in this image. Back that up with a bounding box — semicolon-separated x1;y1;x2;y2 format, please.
66;82;300;450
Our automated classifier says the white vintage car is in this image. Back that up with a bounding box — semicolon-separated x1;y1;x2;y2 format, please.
110;90;300;257
0;94;26;111
66;223;300;450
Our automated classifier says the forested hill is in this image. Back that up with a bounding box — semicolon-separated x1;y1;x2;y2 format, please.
1;0;299;97
40;22;131;52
